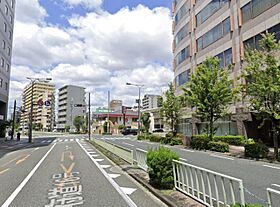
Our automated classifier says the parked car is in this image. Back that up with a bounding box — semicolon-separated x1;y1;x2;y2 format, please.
121;128;138;135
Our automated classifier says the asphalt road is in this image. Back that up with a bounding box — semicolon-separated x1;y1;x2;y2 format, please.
96;135;280;205
0;136;165;207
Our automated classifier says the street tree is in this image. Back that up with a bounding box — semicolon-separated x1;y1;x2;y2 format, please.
73;116;85;132
161;83;181;136
183;57;235;139
241;33;280;159
141;112;151;133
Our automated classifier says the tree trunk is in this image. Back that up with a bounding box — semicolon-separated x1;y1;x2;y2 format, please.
272;121;279;159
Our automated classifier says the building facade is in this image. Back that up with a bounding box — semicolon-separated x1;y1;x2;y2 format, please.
173;0;280;140
0;0;15;122
20;82;55;131
110;100;122;112
142;94;161;110
57;85;86;132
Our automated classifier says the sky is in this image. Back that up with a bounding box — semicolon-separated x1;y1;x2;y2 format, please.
10;0;173;113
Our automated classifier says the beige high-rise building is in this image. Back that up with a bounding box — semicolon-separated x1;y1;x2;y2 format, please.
20;82;55;131
173;0;280;142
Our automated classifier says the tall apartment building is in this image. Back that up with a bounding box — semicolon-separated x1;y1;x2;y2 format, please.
110;100;122;112
172;0;280;140
142;94;161;110
20;82;55;131
0;0;15;122
57;85;86;132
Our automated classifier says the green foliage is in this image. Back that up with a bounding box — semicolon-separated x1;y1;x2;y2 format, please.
0;121;10;137
141;113;151;133
190;136;211;150
162;133;184;146
149;134;163;142
118;125;125;130
73;116;85;132
208;141;229;153
103;121;110;133
230;204;263;207
244;142;269;158
183;57;235;139
245;138;255;145
147;147;179;189
213;136;245;146
161;83;181;136
241;33;280;159
65;125;70;132
278;150;280;162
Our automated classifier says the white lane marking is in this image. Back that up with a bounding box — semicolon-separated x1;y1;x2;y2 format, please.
88;152;96;154
65;139;69;142
263;165;280;170
120;187;137;195
210;154;234;160
76;141;137;207
179;158;188;162
2;143;56;207
108;173;121;179
100;165;111;169
180;148;194;152
41;140;46;143
75;139;79;141
70;139;74;141
122;142;134;147
94;159;104;162
53;140;57;143
59;139;63;142
91;154;99;157
272;184;280;188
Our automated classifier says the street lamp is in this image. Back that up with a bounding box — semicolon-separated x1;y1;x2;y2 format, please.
126;82;144;135
26;77;52;143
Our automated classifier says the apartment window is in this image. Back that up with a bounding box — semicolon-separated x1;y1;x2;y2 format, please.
1;58;4;67
6;64;9;72
5;82;8;90
215;48;232;68
0;78;2;87
8;47;10;56
196;0;229;26
175;24;188;46
9;15;12;23
5;5;8;15
4;22;7;32
176;70;190;87
2;40;5;49
241;0;280;23
176;46;190;65
175;3;187;25
11;0;14;8
197;17;230;51
9;31;12;40
244;23;280;50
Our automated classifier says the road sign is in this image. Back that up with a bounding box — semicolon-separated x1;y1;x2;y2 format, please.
37;99;44;107
45;100;51;107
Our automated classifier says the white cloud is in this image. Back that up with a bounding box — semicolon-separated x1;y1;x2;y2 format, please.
64;0;103;9
10;2;173;110
15;0;47;24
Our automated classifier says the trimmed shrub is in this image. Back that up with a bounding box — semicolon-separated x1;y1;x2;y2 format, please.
208;141;229;153
230;204;263;207
213;136;245;146
147;147;179;189
149;135;163;142
190;136;211;150
170;138;183;146
244;142;269;158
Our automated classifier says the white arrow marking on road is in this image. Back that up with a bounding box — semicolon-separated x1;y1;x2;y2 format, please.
120;187;137;195
263;165;280;170
100;165;111;169
108;173;121;179
210;154;234;160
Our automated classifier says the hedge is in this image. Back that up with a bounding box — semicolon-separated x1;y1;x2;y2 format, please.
213;136;245;146
244;142;269;158
190;136;211;150
147;147;179;189
208;141;229;153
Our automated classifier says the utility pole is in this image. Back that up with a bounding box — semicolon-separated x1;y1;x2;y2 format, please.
11;100;16;140
28;81;34;143
107;90;110;133
88;92;91;140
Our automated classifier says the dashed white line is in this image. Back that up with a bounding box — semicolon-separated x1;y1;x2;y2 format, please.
210;154;234;160
122;142;134;147
263;164;280;170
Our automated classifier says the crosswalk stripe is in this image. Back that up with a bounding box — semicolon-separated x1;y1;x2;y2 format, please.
91;154;99;157
65;139;68;142
94;159;104;162
70;139;74;141
100;165;111;169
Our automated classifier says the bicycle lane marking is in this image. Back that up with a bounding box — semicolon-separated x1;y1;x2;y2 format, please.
2;143;57;207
